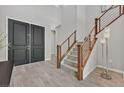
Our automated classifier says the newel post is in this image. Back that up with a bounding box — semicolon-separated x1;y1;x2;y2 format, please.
95;18;98;37
74;30;77;42
77;44;83;80
122;5;124;14
89;35;92;51
57;45;61;68
119;5;121;15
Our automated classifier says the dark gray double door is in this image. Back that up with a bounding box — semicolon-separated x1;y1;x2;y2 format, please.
8;19;45;66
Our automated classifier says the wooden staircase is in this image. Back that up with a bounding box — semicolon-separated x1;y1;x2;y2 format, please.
61;45;78;77
57;5;124;80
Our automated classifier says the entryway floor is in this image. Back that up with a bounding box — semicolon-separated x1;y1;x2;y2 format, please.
10;58;124;87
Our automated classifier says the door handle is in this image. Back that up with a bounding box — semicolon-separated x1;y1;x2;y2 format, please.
8;42;12;48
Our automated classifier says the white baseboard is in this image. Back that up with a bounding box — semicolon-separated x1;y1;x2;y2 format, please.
45;58;51;61
97;65;124;74
83;65;97;79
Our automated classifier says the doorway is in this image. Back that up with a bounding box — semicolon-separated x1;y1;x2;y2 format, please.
8;19;45;66
31;24;45;62
51;30;56;56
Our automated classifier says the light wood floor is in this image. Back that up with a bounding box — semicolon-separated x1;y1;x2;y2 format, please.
10;58;124;87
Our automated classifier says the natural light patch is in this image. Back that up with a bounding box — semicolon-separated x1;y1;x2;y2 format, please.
0;32;7;49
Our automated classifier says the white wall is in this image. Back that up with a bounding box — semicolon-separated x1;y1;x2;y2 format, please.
97;15;124;72
57;5;87;43
85;5;101;36
82;5;101;78
76;6;86;41
57;5;77;44
0;5;60;61
83;41;98;79
85;5;124;73
51;30;56;55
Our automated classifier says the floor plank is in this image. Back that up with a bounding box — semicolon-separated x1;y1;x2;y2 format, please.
10;58;124;87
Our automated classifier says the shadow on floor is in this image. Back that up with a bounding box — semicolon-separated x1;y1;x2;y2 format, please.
0;61;13;87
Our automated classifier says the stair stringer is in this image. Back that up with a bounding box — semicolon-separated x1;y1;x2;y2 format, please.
83;40;98;79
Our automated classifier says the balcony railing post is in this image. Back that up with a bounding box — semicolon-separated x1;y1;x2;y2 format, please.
57;45;61;68
95;18;98;36
89;35;91;51
119;5;121;15
99;18;101;32
77;44;83;80
123;5;124;14
68;37;70;49
74;30;76;42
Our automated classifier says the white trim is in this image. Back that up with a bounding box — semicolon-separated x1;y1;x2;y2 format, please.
6;16;8;61
0;59;8;62
83;65;97;79
84;65;124;79
6;16;46;28
97;65;124;74
51;30;56;55
45;58;51;61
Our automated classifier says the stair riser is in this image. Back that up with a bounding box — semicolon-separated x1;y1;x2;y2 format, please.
67;56;77;61
61;64;77;77
73;48;77;51
70;52;77;56
64;60;77;68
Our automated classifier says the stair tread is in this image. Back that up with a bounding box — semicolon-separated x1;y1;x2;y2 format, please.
71;50;77;52
73;48;77;51
64;59;77;64
62;63;77;72
68;54;77;57
71;51;77;54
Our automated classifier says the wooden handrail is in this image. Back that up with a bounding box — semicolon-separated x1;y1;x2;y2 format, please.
98;5;123;33
98;5;119;19
77;27;97;80
79;26;95;47
60;41;76;61
89;26;95;35
83;39;97;67
61;30;76;46
57;30;77;68
98;13;123;33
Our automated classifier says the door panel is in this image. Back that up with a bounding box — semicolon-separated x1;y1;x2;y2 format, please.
13;23;27;45
31;25;45;62
8;19;29;66
8;19;45;66
33;28;42;45
33;48;43;59
13;49;28;65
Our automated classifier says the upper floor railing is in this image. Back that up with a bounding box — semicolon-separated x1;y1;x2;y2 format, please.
97;5;124;33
